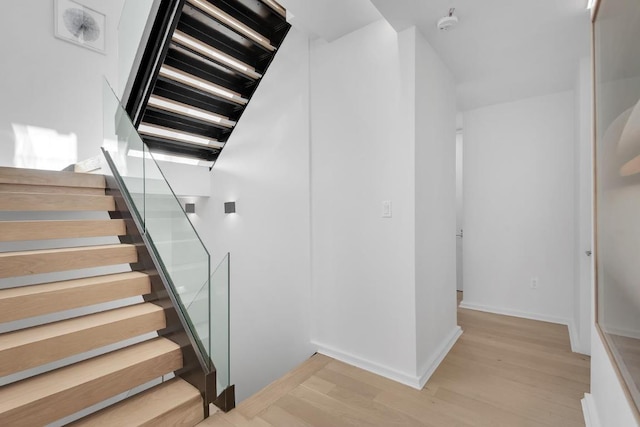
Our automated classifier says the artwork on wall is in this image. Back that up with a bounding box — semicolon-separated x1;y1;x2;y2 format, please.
54;0;106;54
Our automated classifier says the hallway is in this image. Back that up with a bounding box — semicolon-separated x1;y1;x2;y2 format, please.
202;297;590;426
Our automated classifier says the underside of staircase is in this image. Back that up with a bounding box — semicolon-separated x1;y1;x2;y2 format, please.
0;166;212;426
126;0;291;163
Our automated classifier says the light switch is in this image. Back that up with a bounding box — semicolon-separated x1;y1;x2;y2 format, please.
382;201;392;218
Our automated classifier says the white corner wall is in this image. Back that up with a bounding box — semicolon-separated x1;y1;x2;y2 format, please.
0;0;124;167
193;28;315;402
310;21;458;388
310;20;418;384
414;29;459;381
461;91;576;326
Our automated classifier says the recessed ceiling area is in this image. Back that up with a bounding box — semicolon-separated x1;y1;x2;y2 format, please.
281;0;591;111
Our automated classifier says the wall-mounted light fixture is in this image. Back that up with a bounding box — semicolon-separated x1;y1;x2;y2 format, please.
185;203;196;214
224;201;236;214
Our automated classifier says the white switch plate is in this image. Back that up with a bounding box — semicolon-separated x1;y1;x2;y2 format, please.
382;201;392;218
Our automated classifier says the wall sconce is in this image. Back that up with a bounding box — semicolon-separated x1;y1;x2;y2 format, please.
185;203;196;214
224;201;236;214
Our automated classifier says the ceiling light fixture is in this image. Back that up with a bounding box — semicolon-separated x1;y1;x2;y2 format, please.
437;8;459;31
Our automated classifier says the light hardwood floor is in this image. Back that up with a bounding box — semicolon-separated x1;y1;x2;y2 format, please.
202;292;590;426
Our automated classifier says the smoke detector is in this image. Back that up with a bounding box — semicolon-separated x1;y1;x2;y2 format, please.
437;8;459;31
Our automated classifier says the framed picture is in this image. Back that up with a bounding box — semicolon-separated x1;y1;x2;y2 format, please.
54;0;106;54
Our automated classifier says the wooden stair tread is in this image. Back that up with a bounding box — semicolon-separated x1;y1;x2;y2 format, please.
0;303;166;377
0;244;138;278
0;219;126;241
0;337;182;427
0;166;105;189
0;192;115;211
70;378;204;427
0;272;151;323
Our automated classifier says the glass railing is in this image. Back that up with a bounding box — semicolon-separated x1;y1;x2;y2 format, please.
189;253;230;393
102;80;230;394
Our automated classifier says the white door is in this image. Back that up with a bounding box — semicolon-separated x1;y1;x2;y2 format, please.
456;132;464;292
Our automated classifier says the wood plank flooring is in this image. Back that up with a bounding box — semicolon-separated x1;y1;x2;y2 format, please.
202;292;590;426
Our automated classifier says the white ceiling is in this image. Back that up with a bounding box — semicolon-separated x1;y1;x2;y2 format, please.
279;0;381;42
280;0;591;111
371;0;591;110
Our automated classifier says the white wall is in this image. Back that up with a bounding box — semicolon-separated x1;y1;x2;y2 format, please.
461;91;576;326
414;29;459;380
310;20;418;383
191;28;315;402
310;21;458;388
0;0;124;168
155;161;211;197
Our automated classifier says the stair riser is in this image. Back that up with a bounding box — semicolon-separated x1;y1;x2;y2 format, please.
0;307;166;377
0;274;151;323
0;194;115;211
68;378;204;427
0;246;137;278
0;183;105;196
138;397;203;427
0;167;105;189
0;345;182;426
0;220;126;242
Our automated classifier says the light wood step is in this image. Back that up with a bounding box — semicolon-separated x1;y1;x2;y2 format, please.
0;166;105;189
70;378;204;427
0;272;151;323
0;219;126;241
0;337;182;427
0;244;137;278
0;303;166;377
0;183;105;196
0;193;115;211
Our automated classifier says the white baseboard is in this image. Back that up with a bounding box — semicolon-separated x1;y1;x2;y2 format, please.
417;326;463;388
313;327;462;391
459;300;572;326
459;300;591;355
582;393;601;427
312;341;422;389
568;321;590;356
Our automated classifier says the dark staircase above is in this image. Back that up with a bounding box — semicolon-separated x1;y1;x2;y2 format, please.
126;0;291;163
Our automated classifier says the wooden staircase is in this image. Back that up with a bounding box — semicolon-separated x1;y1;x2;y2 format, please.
0;166;207;426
